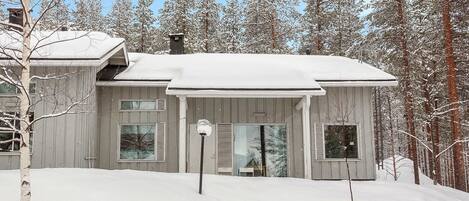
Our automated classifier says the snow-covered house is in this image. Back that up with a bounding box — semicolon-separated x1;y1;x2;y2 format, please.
0;31;397;180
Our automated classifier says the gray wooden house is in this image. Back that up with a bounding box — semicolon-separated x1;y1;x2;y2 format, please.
0;32;397;180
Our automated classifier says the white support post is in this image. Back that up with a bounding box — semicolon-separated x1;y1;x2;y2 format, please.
178;96;187;173
302;95;312;179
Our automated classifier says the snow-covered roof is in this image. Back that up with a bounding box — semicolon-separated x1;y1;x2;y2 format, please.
0;31;127;67
113;53;397;96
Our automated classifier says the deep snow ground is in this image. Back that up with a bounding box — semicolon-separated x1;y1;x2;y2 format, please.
0;157;467;201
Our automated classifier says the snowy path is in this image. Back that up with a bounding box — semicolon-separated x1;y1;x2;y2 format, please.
0;168;468;201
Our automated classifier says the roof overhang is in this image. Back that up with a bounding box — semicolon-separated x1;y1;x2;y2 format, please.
0;41;128;68
165;87;326;98
317;79;398;87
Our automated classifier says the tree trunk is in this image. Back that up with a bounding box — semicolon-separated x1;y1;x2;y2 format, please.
388;95;398;181
373;88;381;168
441;0;465;191
423;81;434;181
396;0;419;185
433;99;441;184
315;0;322;54
203;0;209;52
378;89;384;169
270;10;278;50
20;1;32;200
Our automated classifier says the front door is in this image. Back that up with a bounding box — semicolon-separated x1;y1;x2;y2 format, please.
233;124;287;177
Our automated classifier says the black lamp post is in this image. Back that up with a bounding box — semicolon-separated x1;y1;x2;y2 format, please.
197;119;212;195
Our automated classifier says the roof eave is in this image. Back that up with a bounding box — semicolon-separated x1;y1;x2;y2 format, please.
317;80;398;87
166;88;326;98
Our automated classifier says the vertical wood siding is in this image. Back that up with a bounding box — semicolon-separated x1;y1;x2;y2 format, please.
311;87;376;180
96;87;179;172
0;66;98;169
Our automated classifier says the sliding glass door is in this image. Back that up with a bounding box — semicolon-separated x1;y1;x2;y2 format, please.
233;124;287;177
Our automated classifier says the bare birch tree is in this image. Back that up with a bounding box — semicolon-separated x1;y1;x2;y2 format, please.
0;1;96;200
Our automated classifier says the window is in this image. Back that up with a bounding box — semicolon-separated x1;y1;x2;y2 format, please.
0;82;17;94
119;124;156;160
0;82;36;95
0;112;34;153
120;99;165;111
324;124;358;159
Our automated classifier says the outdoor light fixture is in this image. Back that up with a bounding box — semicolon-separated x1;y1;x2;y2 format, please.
197;119;212;195
197;119;212;136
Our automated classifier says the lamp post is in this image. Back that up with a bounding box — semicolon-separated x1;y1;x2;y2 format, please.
197;119;212;195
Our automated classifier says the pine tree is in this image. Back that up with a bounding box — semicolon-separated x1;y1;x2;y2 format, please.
0;1;6;21
441;0;465;191
157;0;196;52
72;0;104;31
243;0;300;53
108;0;134;49
72;0;88;30
135;0;155;53
302;0;364;56
220;0;244;53
39;0;70;30
88;0;105;31
193;0;221;52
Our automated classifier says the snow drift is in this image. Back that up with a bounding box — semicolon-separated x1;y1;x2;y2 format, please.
0;156;467;201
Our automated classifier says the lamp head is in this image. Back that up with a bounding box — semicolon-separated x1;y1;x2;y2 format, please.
197;119;212;136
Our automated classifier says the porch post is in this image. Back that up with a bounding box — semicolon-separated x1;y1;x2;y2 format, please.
178;96;187;173
302;95;312;179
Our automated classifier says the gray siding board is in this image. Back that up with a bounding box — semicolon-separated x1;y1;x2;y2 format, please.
96;86;178;172
310;87;376;180
0;66;98;170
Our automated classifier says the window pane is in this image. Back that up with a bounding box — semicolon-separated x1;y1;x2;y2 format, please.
0;83;17;94
324;125;358;159
121;101;156;111
0;133;14;152
139;101;156;110
120;125;155;160
264;125;287;177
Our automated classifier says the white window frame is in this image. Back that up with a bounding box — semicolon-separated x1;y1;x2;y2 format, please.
119;99;166;112
117;123;159;162
321;123;361;161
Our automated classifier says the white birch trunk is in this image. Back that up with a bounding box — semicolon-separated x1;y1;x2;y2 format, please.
20;0;32;200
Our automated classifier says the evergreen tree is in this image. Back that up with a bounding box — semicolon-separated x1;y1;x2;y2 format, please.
108;0;135;49
193;0;221;52
157;0;196;53
302;0;364;56
0;1;6;21
220;0;244;53
72;0;88;30
88;0;105;31
39;0;70;30
243;0;300;53
72;0;104;31
135;0;155;53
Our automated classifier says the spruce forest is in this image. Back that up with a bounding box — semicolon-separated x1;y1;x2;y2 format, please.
0;0;467;193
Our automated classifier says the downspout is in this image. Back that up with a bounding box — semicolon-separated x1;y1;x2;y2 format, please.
302;95;312;179
178;96;187;173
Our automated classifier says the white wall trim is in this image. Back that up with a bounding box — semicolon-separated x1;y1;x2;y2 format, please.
302;95;312;179
178;96;187;173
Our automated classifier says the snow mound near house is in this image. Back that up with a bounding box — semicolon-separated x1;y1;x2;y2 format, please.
377;155;434;185
0;165;467;201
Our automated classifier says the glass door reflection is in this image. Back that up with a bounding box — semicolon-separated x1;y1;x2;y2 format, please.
233;124;287;177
